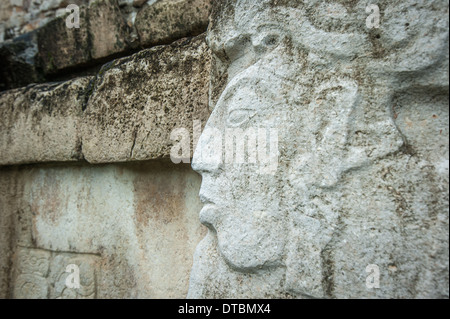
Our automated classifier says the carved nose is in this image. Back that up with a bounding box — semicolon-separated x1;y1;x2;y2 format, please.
191;126;223;174
191;143;205;173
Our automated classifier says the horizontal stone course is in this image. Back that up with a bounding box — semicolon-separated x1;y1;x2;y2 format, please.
135;0;212;47
0;34;211;166
0;0;212;91
37;0;132;75
0;77;90;165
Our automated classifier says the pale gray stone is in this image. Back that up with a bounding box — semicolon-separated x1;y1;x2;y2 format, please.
188;0;449;299
39;0;63;12
5;161;205;298
0;77;91;165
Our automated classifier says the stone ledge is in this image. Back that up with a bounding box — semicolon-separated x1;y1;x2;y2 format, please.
0;78;89;165
0;34;211;166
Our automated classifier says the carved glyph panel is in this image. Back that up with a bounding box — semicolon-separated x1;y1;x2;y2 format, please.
13;247;100;299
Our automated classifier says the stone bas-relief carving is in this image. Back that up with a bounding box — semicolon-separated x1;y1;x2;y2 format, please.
188;0;449;298
13;247;100;299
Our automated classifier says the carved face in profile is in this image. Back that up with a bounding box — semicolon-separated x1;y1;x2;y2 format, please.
190;0;449;298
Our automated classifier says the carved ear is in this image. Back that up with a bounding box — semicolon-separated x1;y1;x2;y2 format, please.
290;78;404;188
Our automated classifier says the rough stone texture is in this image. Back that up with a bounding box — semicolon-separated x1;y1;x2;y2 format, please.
0;31;43;91
37;0;131;75
135;0;212;47
82;34;211;163
0;0;133;90
1;0;448;301
0;77;91;166
2;161;205;298
12;247;100;299
0;34;210;166
188;0;449;298
0;167;19;298
0;1;89;42
0;0;212;91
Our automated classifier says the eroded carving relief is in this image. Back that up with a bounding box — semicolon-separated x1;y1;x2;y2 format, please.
13;247;100;299
188;0;449;298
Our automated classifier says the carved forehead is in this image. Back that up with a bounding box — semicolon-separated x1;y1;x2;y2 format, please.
209;0;445;45
208;0;355;50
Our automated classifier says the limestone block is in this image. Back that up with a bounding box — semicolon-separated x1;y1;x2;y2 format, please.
1;34;210;165
0;77;91;165
89;0;131;60
82;34;211;163
135;0;211;47
36;6;90;74
37;0;130;74
1;0;211;90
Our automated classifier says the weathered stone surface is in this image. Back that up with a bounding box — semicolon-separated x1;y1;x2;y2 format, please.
0;167;19;298
12;246;101;299
0;1;90;42
188;0;449;299
0;77;91;165
135;0;211;47
36;8;89;74
0;34;210;166
37;0;131;75
89;0;132;60
0;31;43;91
8;161;205;298
82;34;211;163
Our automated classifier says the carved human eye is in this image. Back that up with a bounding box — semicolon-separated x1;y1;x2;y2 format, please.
227;108;257;127
252;32;281;51
262;34;279;47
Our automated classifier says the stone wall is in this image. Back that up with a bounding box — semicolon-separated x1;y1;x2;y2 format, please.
1;161;205;298
0;34;211;165
0;0;210;45
0;0;211;91
1;0;211;299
